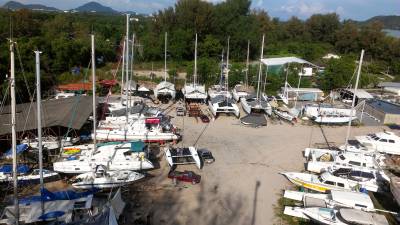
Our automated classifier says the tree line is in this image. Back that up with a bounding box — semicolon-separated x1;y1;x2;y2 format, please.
0;0;399;102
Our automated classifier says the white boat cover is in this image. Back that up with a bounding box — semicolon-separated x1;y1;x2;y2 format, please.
339;208;388;225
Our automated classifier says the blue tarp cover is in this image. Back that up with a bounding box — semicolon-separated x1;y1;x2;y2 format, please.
20;188;97;204
0;164;29;174
4;144;28;157
130;141;145;152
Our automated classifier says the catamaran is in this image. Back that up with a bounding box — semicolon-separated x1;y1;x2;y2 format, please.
208;37;240;118
71;165;144;190
182;34;207;103
154;32;176;102
232;41;254;102
240;35;272;116
53;142;154;174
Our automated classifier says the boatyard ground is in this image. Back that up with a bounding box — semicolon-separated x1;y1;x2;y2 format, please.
121;104;387;225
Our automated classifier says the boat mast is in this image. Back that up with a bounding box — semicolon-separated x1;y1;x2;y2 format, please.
35;50;44;215
344;50;365;149
245;40;250;88
220;50;224;86
10;40;19;225
129;33;135;109
120;40;125;104
91;34;97;153
125;14;130;123
194;33;197;88
225;36;230;92
256;34;265;100
164;32;167;82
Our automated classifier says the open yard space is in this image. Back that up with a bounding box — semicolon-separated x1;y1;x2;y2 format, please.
123;106;386;225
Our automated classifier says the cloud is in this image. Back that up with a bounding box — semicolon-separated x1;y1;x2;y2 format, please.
280;0;332;18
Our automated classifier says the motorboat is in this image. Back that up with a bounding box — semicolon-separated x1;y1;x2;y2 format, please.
182;34;207;103
281;171;379;193
0;188;95;224
283;189;375;211
95;117;179;142
165;146;202;169
284;207;388;225
154;32;175;102
208;95;240;118
355;131;400;155
53;142;154;174
71;165;144;190
329;167;381;191
304;148;386;174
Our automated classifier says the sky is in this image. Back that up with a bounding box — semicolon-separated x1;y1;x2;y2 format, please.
3;0;399;21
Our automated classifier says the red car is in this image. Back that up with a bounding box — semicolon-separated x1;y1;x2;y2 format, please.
168;170;201;184
200;114;210;123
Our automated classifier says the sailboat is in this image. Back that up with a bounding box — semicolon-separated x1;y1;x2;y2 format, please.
208;37;240;118
71;165;144;190
240;35;272;115
232;40;255;102
182;34;207;103
154;32;176;102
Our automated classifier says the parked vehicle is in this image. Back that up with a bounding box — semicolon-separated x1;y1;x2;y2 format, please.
176;106;186;116
200;114;210;123
198;149;215;164
168;170;201;184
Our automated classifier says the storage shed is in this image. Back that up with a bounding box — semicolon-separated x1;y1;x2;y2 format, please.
280;87;324;101
364;99;400;124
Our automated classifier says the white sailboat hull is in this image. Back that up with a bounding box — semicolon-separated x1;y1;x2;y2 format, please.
95;129;178;142
72;171;144;190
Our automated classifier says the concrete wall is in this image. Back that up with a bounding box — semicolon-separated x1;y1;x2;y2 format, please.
384;113;400;124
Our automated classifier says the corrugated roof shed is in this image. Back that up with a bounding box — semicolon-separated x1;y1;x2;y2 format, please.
378;82;400;88
344;89;373;99
0;96;95;136
261;57;321;68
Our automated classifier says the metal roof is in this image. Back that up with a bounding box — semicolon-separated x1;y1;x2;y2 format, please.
0;96;95;136
261;57;321;68
378;82;400;88
343;89;373;99
367;99;400;114
284;87;324;93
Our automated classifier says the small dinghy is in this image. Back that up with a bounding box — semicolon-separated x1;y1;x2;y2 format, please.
71;165;144;190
